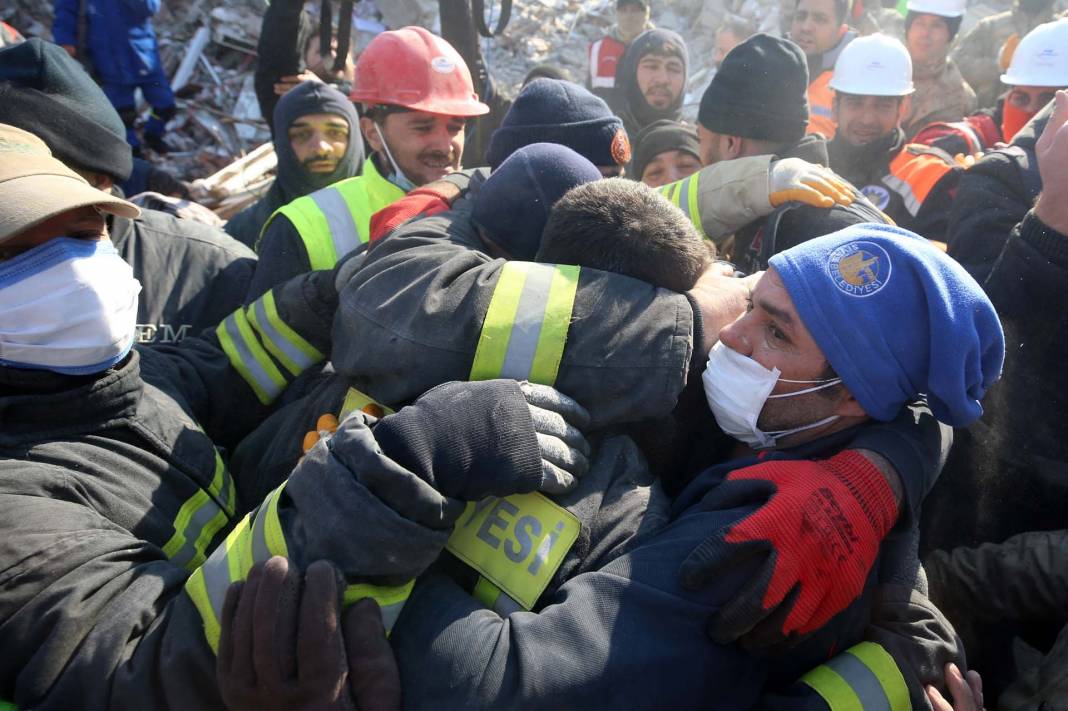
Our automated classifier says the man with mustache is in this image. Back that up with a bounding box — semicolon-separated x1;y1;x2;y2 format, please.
225;82;363;249
247;26;488;301
611;29;689;144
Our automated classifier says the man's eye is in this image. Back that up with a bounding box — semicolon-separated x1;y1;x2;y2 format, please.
768;324;786;341
745;296;754;313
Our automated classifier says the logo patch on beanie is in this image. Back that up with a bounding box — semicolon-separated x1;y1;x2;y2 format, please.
860;185;891;210
431;56;456;74
828;241;892;297
611;128;631;165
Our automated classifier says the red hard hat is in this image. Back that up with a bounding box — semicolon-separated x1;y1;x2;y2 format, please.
350;26;490;117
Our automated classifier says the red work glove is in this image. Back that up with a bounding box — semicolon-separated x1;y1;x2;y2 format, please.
368;187;452;242
680;451;899;651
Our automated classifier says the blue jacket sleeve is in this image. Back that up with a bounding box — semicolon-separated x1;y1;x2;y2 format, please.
119;0;160;20
51;0;78;45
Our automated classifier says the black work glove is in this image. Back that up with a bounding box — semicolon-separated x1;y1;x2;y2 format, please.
372;379;590;500
217;557;402;711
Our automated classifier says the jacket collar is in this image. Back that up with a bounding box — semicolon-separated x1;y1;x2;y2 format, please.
0;350;143;447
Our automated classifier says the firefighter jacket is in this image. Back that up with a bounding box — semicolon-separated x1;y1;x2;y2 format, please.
0;265;546;708
804;31;858;139
333;154;778;429
828;128;959;241
111;206;258;345
248;156;405;302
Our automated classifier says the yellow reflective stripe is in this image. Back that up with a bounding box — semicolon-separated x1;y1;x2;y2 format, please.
162;489;211;566
339;387;395;420
186;484;289;654
344;580;415;634
472;575;502;608
800;642;909;711
686;173;708;240
848;642;910;711
309;186;361;262
529;265;580;385
446;492;580;610
216;308;287;405
469;262;581;386
802;665;862;711
278;194;337;270
248;291;324;377
207;449;236;517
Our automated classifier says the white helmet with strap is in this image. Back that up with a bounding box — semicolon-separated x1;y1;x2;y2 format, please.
1000;18;1068;87
830;34;915;96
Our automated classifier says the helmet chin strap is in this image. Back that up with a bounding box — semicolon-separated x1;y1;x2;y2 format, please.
373;122;417;191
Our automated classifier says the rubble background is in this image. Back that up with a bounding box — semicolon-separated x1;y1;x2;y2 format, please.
0;0;1034;209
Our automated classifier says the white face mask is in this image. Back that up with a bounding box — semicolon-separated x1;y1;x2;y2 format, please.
0;237;141;375
701;341;843;450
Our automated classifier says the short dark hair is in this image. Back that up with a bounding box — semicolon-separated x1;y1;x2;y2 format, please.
904;11;963;41
522;64;573;87
717;15;757;40
537;178;711;292
618;0;649;10
796;0;852;25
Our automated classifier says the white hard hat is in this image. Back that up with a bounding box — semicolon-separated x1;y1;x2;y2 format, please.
1000;18;1068;87
829;34;915;96
905;0;966;17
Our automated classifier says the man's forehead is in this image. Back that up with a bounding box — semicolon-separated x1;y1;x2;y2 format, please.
796;0;835;16
290;112;350;128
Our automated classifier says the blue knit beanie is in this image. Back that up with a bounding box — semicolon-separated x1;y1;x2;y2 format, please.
471;143;602;260
485;79;630;170
769;223;1004;427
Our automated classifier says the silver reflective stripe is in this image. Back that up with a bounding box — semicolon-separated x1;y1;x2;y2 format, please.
379;599;407;633
222;315;279;400
882;174;921;216
200;529;241;625
250;494;273;564
498;265;556;380
251;298;317;373
675;175;695;222
826;651;892;711
170;498;225;570
310;187;361;262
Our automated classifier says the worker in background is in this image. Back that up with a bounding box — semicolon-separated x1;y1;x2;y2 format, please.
224;82;363;249
588;0;654;106
631;119;703;188
952;0;1060;109
713;16;757;69
611;29;689;142
247;26;489;302
51;0;175;155
661;33;888;274
914;18;1068;156
826;34;959;240
900;0;976;138
0;38;257;345
790;0;858;137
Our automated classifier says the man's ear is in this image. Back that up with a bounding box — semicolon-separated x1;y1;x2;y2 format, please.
724;134;744;160
359;115;382;153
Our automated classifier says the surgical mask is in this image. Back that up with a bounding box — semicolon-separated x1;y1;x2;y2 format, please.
701;341;843;449
373;122;417;192
0;237;141;375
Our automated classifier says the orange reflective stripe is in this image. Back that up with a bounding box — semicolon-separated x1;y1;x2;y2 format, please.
886;147;954;214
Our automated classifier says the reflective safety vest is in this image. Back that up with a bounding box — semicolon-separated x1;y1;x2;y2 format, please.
259;157;406;270
215;289;326;405
589;35;627;90
800;641;910;710
807;70;837;139
657;171;710;242
882;144;956;218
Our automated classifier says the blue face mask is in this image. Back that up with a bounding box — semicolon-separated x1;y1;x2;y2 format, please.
0;237;141;375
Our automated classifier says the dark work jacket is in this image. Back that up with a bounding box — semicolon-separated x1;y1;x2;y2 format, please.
224;181;286;250
730;135;891;274
945;106;1048;283
827;128;958;241
389;424;944;709
111;207;257;344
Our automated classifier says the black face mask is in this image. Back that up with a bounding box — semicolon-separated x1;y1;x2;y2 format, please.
1017;0;1052;15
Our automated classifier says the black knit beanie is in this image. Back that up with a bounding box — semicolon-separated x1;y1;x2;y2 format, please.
698;33;810;144
0;38;133;181
904;11;963;41
631;120;700;180
486;79;629;170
